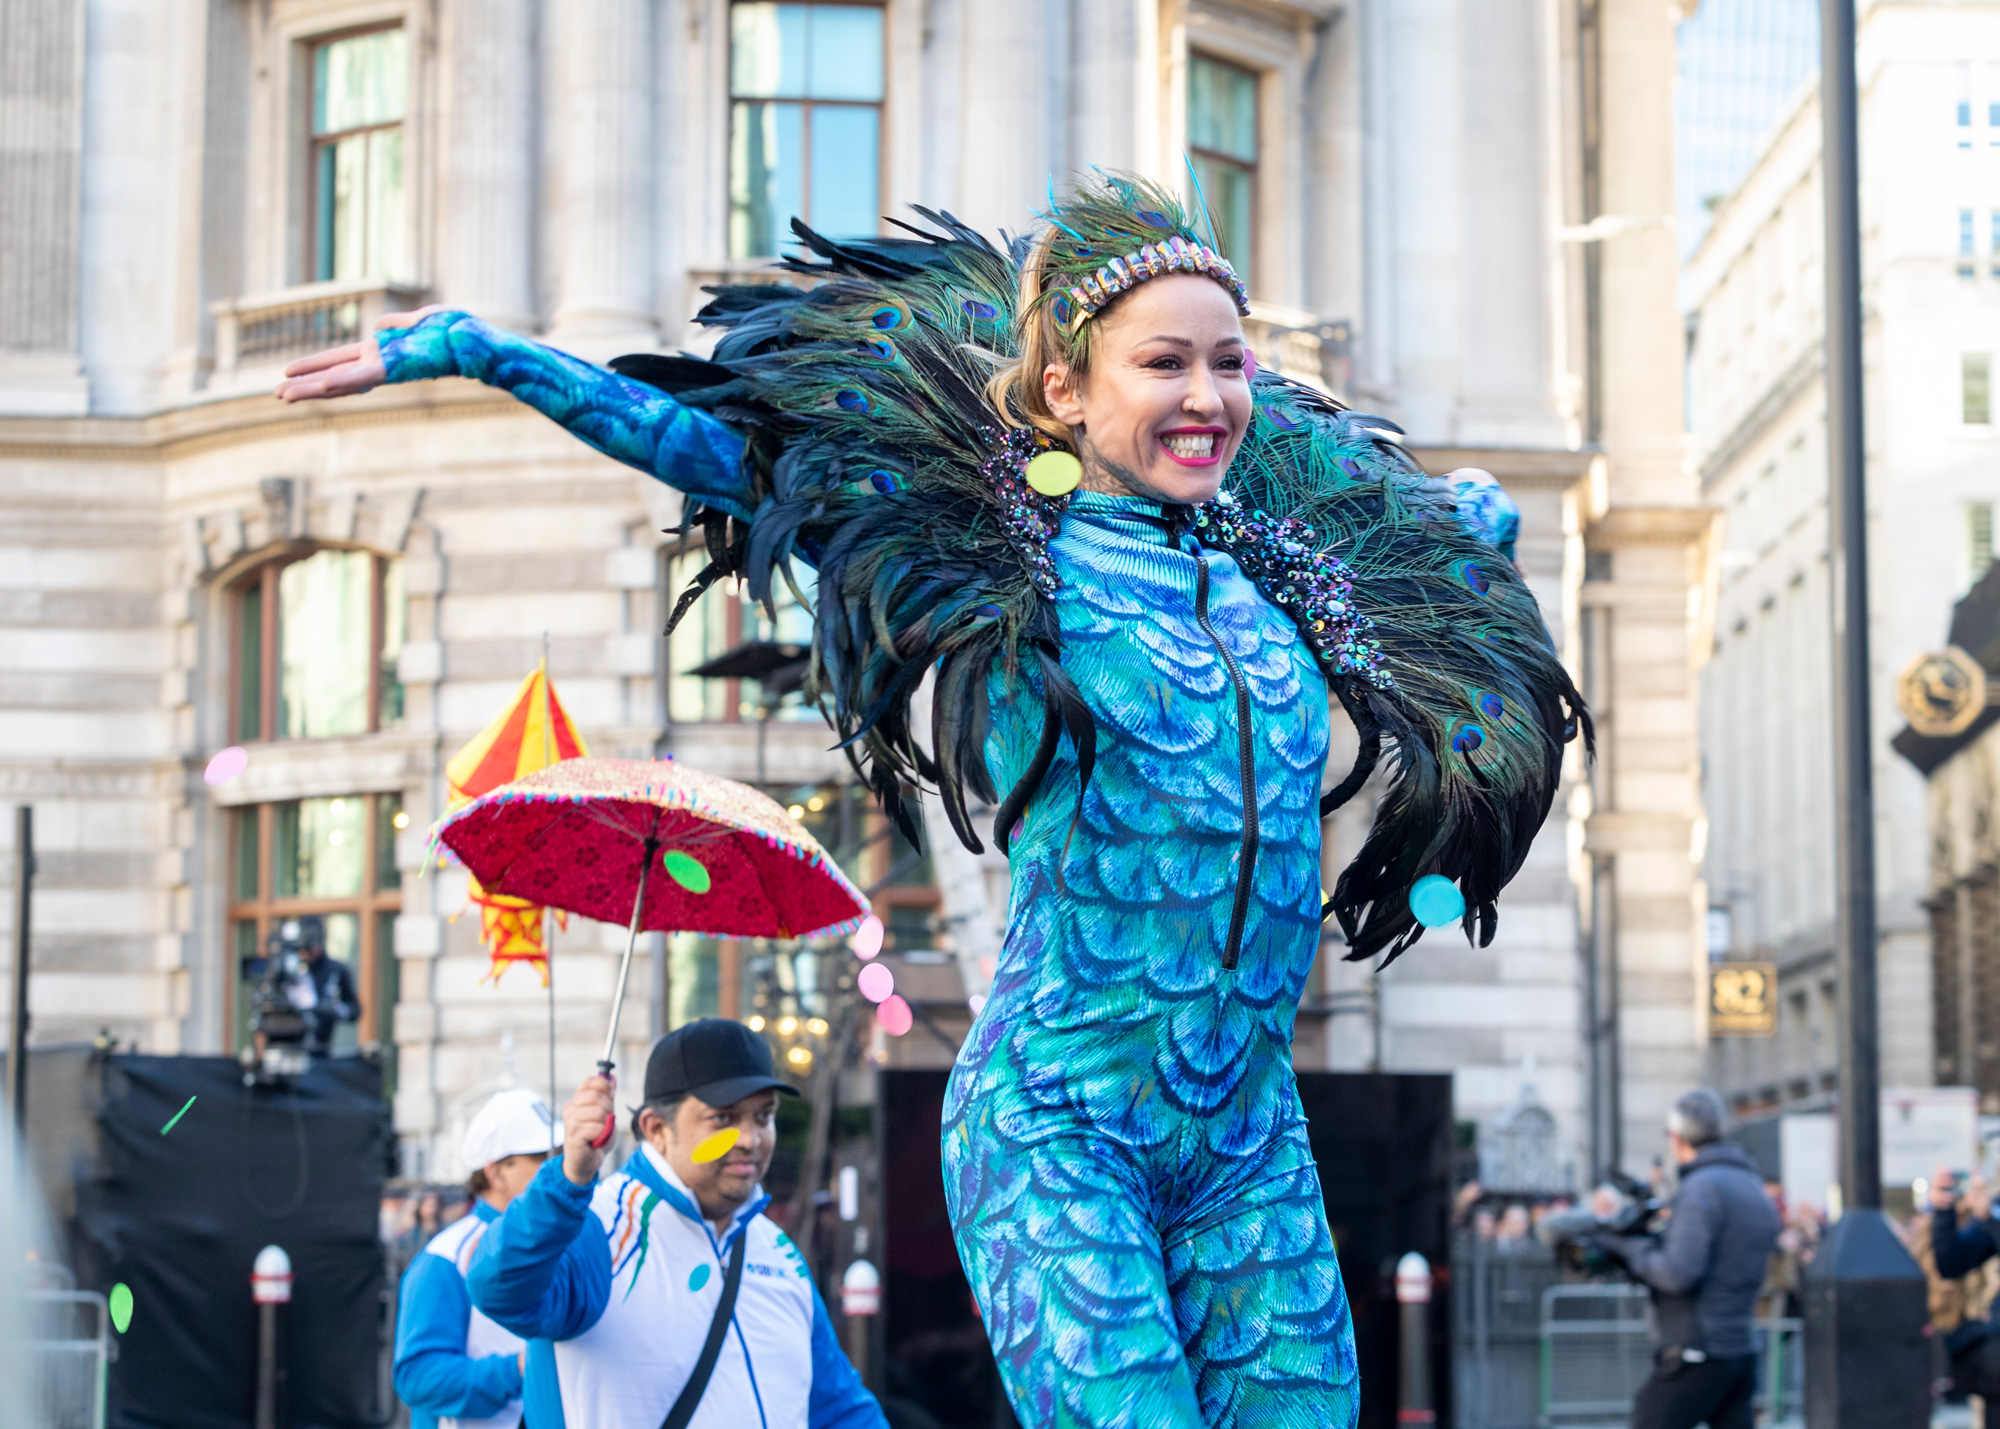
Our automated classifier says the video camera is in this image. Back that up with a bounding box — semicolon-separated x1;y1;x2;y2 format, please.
238;916;326;1080
1536;1171;1669;1278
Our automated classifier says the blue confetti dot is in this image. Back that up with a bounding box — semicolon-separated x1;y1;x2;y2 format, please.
1479;692;1505;718
835;390;869;413
688;1264;711;1293
871;306;901;329
961;299;999;321
1453;724;1485;753
868;470;900;494
1410;875;1465;929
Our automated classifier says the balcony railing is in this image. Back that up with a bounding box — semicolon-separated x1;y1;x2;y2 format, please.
211;279;427;385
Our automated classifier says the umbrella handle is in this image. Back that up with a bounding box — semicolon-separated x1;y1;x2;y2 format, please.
591;836;657;1150
589;1061;617;1150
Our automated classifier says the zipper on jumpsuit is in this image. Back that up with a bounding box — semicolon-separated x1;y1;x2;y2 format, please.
1193;555;1259;970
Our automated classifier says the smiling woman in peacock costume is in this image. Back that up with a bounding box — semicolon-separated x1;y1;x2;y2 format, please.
279;173;1587;1428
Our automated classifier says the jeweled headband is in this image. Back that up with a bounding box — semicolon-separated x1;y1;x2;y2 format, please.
1053;234;1251;333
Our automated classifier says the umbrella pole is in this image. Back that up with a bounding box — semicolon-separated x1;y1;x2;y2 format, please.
589;836;659;1149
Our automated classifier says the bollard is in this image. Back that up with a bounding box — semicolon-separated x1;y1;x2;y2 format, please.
1395;1252;1434;1427
252;1244;292;1429
840;1258;880;1385
841;1258;880;1318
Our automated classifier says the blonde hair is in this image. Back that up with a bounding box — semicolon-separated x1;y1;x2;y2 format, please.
983;229;1095;446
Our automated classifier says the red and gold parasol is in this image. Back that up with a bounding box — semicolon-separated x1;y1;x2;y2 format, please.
436;757;867;941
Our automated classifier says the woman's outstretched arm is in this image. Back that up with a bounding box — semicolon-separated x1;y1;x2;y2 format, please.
275;307;753;521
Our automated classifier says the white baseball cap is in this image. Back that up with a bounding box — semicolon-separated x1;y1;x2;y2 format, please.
463;1088;558;1172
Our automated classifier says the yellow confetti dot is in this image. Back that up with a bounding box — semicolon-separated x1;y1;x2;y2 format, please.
1024;450;1083;496
691;1128;740;1164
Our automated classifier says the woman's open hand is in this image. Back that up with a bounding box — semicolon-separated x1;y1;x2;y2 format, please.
273;304;449;403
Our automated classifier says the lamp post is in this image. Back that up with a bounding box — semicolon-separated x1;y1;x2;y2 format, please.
1801;1;1928;1421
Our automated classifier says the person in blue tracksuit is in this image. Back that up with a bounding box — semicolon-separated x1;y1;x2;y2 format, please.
395;1087;557;1429
467;1020;885;1429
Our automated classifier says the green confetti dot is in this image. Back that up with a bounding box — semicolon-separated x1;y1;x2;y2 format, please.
109;1283;133;1334
662;850;711;894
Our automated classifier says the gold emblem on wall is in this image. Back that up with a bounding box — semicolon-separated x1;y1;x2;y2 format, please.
1710;962;1777;1037
1897;647;1988;737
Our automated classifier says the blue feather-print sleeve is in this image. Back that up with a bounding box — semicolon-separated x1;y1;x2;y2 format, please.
378;310;753;522
1449;468;1520;561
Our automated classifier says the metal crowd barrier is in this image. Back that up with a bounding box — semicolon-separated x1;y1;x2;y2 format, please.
1537;1284;1804;1427
23;1289;109;1429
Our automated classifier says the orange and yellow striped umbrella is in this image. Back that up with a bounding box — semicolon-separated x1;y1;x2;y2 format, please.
445;664;588;983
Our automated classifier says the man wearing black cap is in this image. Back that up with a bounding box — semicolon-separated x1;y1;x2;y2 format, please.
465;1020;886;1429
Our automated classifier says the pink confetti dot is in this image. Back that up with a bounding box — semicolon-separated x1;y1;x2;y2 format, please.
852;915;884;961
857;961;895;1004
204;746;248;786
968;993;987;1016
876;994;913;1037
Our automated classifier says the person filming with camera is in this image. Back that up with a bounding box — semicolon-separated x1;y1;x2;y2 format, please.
1588;1089;1780;1429
1925;1164;2000;1395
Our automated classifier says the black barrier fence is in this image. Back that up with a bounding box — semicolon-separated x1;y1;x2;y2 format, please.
29;1048;393;1429
875;1069;1453;1429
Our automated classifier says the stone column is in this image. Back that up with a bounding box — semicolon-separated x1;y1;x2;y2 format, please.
0;0;88;414
952;0;1057;236
1456;0;1565;448
548;0;656;351
439;0;538;329
1585;0;1711;1178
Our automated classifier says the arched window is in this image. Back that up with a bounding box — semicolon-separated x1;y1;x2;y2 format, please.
232;547;405;742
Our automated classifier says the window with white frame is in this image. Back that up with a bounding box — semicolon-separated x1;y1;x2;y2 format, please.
1187;54;1259;292
728;2;884;259
233;547;406;743
310;27;409;283
1969;502;1995;588
1967;353;1992;426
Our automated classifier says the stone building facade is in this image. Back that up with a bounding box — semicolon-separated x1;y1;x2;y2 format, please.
1689;0;2000;1121
0;0;1705;1182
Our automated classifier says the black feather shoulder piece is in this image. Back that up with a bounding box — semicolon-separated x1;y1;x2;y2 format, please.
612;184;1588;965
1214;379;1591;962
613;212;1071;850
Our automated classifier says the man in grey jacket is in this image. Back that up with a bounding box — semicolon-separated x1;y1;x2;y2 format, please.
1596;1090;1781;1429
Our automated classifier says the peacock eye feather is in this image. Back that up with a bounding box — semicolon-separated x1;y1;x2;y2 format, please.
871;306;903;329
961;298;999;321
1135;209;1172;229
1452;725;1486;754
835;390;870;413
1455;560;1491;597
1478;692;1505;719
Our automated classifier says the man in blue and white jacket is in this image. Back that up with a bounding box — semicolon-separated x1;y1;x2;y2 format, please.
394;1086;557;1429
467;1020;886;1429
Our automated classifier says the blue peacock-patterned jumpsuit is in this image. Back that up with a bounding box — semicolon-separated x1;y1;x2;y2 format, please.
379;312;1514;1428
